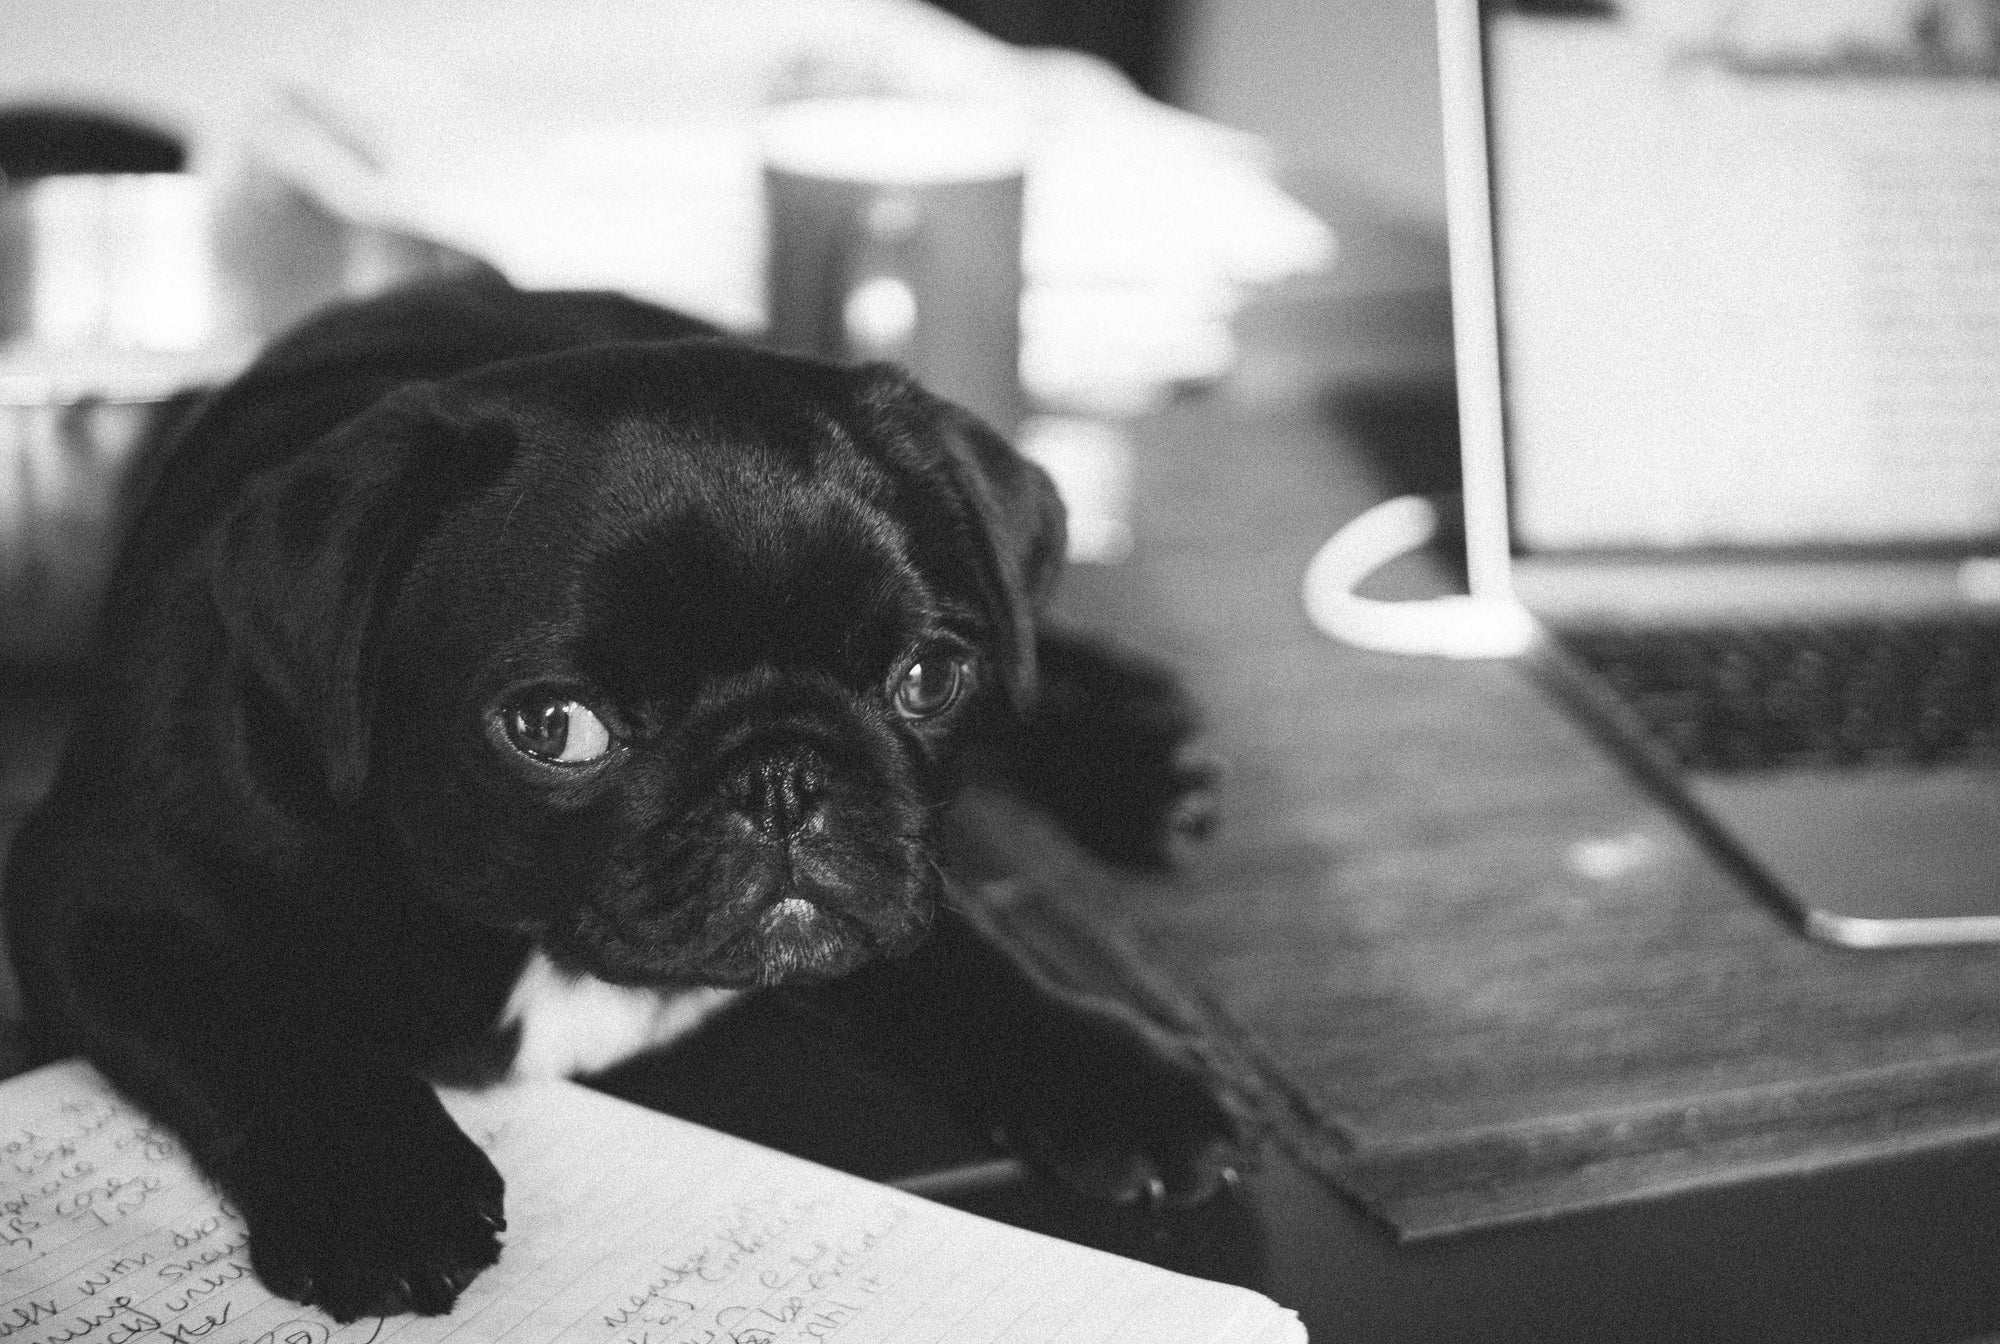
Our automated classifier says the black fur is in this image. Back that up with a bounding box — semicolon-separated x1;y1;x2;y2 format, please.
4;274;1236;1322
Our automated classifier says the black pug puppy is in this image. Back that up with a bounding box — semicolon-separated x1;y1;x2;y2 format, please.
4;275;1237;1322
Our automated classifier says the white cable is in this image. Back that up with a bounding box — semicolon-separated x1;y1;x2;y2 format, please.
1301;495;1540;659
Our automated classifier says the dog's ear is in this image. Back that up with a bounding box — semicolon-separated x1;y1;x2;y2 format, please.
209;385;513;805
852;369;1067;711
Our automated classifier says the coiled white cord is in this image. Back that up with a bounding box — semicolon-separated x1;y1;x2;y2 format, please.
1301;494;1539;659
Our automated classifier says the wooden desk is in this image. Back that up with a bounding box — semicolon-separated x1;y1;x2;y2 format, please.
968;280;2000;1341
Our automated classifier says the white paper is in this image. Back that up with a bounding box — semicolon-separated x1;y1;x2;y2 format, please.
0;1061;1302;1344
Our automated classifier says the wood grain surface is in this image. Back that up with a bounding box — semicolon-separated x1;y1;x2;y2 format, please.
1001;290;2000;1241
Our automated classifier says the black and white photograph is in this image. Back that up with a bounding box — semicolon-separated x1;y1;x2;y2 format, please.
2;1;1999;1340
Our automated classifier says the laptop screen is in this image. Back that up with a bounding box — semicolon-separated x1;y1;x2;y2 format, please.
1486;6;2000;556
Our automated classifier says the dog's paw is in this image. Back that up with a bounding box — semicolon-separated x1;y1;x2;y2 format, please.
225;1077;505;1322
989;1001;1250;1209
1012;630;1221;871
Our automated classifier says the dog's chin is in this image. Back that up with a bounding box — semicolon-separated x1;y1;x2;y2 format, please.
708;895;898;987
548;853;937;991
565;899;926;990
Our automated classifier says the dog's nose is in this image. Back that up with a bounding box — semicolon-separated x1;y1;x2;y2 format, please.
726;756;821;837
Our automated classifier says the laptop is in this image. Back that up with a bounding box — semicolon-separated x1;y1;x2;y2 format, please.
1313;0;2000;947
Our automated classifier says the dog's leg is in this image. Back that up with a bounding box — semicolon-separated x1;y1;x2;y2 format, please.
993;627;1221;871
785;901;1248;1207
5;811;507;1322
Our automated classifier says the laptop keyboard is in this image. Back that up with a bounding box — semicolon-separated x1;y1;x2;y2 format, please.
1555;619;2000;773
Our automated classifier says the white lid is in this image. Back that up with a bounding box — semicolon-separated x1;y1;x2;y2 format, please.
760;97;1027;184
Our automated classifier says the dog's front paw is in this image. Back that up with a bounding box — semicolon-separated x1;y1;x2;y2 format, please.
1013;630;1221;871
990;1001;1250;1209
225;1076;504;1321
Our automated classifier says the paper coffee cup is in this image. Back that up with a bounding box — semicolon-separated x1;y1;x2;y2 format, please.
762;97;1027;434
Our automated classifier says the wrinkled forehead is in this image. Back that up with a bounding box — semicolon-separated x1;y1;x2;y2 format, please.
481;416;952;702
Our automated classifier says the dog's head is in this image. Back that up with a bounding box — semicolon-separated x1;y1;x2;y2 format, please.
212;340;1064;988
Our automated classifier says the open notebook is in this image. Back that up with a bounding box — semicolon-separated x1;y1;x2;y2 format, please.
0;1060;1302;1344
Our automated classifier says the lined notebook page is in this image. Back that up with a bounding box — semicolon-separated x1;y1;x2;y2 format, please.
0;1060;1304;1344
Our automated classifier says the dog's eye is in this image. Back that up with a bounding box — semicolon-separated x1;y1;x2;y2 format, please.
503;697;613;764
892;652;967;720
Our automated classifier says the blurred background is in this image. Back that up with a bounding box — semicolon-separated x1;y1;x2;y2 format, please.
0;0;1447;668
0;0;1447;250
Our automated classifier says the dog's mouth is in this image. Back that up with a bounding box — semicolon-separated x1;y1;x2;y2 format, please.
698;838;919;985
732;892;876;981
547;818;937;990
